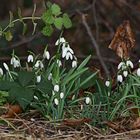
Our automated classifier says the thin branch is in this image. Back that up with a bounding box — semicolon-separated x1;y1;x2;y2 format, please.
79;12;110;77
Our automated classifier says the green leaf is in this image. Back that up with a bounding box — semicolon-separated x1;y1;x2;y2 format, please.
42;24;53;36
51;4;61;16
62;13;72;29
41;10;54;24
9;86;34;109
18;71;34;87
0;81;17;91
5;31;13;41
54;17;63;30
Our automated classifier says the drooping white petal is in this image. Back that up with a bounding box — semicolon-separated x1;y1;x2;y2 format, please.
105;81;110;87
55;37;66;46
137;68;140;76
60;92;64;99
43;51;50;60
118;62;125;70
123;71;128;77
0;68;3;76
3;62;9;71
67;45;74;54
36;75;41;83
54;85;59;92
117;75;123;83
34;95;39;100
13;59;20;68
72;60;77;68
27;55;34;63
66;52;73;60
10;57;16;65
85;97;91;104
54;98;59;105
126;60;134;69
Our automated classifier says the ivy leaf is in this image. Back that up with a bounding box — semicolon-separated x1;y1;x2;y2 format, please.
42;24;53;36
63;13;72;29
5;31;13;41
51;4;61;16
41;10;54;24
9;86;34;110
18;71;35;87
54;17;63;30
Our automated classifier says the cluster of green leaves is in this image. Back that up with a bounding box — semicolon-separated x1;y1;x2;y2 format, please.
0;71;35;109
41;2;72;36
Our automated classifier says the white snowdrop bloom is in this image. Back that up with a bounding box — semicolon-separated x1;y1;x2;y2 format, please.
27;54;34;63
36;75;41;83
43;50;50;60
0;68;3;76
39;61;44;69
54;98;59;105
10;57;16;65
85;97;91;104
60;92;64;99
48;73;52;80
34;60;44;69
13;59;20;68
3;62;9;71
34;95;39;100
137;68;140;76
55;37;66;46
67;45;74;54
30;118;35;122
34;60;40;68
62;45;68;58
72;60;77;68
57;60;62;67
66;52;73;60
118;62;125;70
139;60;140;63
126;60;134;69
117;75;123;83
54;84;59;92
123;71;128;77
105;80;110;87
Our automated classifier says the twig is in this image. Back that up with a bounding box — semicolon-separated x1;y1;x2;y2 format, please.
0;32;41;51
78;12;110;77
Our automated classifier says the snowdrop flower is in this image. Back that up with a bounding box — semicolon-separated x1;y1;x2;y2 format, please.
43;50;50;60
54;85;59;92
60;92;64;99
36;75;41;83
3;62;9;71
13;59;20;68
139;60;140;63
34;60;44;69
55;37;66;46
54;98;59;105
118;62;125;70
117;75;123;83
126;60;134;69
34;95;39;100
72;60;77;68
85;97;91;104
0;68;3;76
27;54;34;63
65;52;73;60
123;71;128;77
137;68;140;76
48;73;52;80
10;57;16;65
57;59;62;67
105;80;110;87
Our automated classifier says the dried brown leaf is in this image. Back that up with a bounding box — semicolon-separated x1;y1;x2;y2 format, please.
108;20;135;59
